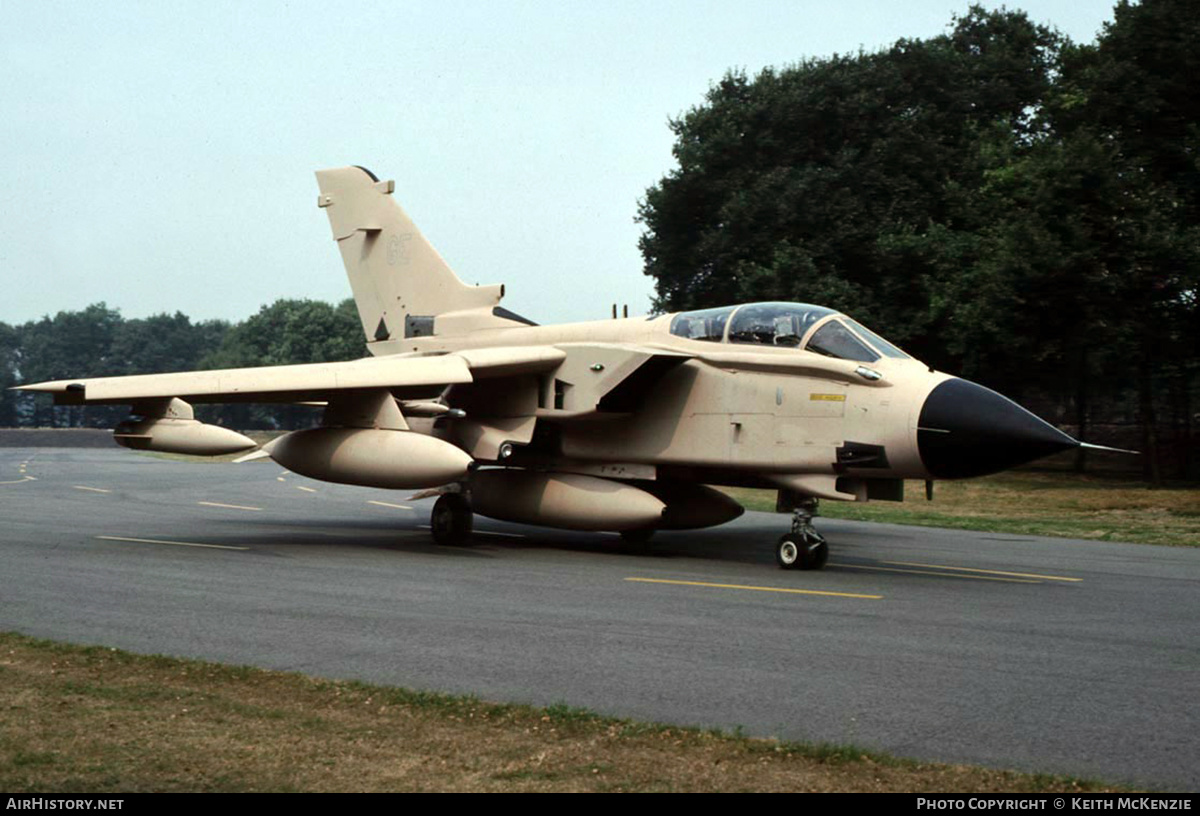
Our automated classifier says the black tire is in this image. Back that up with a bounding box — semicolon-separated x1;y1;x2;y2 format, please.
802;537;829;570
776;533;828;570
431;493;473;546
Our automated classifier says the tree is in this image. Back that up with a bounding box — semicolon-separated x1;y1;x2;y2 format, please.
199;299;365;429
638;2;1200;478
16;304;124;427
1053;0;1200;479
109;312;229;377
6;299;362;432
0;322;18;427
202;298;363;369
638;7;1063;367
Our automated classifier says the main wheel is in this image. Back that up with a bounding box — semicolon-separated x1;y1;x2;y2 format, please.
776;533;828;570
431;493;473;546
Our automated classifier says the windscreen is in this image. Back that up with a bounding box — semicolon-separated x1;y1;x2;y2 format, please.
842;318;910;359
804;319;880;362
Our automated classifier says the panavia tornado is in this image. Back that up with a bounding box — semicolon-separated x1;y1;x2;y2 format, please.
18;165;1117;570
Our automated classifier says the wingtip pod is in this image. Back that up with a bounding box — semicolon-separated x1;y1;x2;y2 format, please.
112;418;257;456
108;396;257;455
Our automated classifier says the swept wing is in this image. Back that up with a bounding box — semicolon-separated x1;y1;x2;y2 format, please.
16;346;568;406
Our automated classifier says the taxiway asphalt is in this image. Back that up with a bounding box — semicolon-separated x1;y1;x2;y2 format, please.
1;447;1196;790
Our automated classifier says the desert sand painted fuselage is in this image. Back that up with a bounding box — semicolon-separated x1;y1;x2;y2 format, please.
19;165;1084;569
400;314;945;496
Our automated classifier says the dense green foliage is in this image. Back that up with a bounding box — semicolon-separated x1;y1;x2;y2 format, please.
639;1;1199;478
3;299;364;430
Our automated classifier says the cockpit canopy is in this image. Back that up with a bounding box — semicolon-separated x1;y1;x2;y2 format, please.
668;302;910;363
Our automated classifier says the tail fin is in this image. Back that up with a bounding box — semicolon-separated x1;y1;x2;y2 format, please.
315;166;529;353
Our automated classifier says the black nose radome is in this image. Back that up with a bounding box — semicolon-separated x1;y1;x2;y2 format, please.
918;378;1078;479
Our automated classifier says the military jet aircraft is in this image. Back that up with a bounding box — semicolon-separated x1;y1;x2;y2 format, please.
19;165;1103;570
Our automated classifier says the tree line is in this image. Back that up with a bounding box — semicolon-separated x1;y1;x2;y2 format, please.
0;299;365;431
638;1;1199;480
4;3;1195;480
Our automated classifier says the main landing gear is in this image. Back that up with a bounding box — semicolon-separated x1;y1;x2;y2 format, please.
431;492;473;546
776;497;828;570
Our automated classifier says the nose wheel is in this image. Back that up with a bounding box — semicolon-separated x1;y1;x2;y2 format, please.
777;497;828;570
777;531;828;570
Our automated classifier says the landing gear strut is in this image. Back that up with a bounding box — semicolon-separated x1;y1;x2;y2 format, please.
431;492;473;546
776;497;828;570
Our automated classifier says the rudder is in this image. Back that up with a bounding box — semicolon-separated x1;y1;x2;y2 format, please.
316;165;516;353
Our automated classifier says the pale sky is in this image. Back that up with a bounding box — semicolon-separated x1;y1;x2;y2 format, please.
1;0;1119;327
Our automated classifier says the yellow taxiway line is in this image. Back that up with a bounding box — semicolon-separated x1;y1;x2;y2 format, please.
72;485;112;493
197;501;262;512
0;476;37;484
295;486;318;493
625;576;882;600
882;561;1082;582
833;563;1039;583
96;535;249;551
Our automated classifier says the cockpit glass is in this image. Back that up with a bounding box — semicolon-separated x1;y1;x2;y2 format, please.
843;318;910;359
669;302;906;364
805;320;880;362
669;306;735;342
726;303;836;347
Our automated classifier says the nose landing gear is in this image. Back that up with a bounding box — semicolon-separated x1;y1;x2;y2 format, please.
776;497;828;570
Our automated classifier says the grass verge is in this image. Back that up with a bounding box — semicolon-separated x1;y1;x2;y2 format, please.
0;632;1131;793
725;470;1200;547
